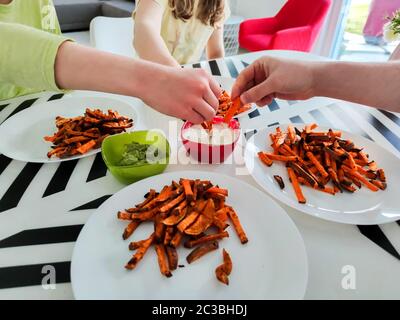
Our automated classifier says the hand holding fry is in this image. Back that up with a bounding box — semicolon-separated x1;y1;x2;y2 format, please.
231;57;316;107
140;67;221;124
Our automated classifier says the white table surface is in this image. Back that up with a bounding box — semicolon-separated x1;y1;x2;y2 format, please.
0;50;399;299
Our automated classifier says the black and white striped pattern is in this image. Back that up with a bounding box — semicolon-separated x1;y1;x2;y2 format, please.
0;56;399;298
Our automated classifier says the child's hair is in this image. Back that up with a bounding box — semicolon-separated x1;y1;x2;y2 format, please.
168;0;225;27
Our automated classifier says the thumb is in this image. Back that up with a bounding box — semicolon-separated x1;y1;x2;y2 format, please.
241;79;276;105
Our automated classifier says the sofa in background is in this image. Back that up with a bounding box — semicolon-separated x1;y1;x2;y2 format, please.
54;0;136;32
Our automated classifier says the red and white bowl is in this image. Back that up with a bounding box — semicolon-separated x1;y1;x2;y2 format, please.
181;116;241;164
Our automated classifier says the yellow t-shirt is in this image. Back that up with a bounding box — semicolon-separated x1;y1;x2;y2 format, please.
133;0;231;65
0;0;69;101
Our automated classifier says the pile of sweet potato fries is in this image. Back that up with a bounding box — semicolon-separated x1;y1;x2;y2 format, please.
200;92;247;134
44;108;133;158
217;91;251;120
258;124;387;204
117;179;248;284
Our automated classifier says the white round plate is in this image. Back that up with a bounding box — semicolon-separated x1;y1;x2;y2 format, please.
71;171;308;300
0;96;139;163
214;76;256;118
244;125;400;225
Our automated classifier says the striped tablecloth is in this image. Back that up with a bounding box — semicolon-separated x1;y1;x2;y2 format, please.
0;51;399;299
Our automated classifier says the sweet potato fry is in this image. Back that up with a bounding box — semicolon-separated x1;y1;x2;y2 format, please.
305;123;318;133
192;198;208;213
181;179;194;202
341;183;356;193
215;249;232;285
287;167;306;204
117;211;132;220
359;151;369;164
347;153;357;169
165;246;178;271
227;207;248;244
130;205;161;221
224;97;242;123
170;231;184;248
138;186;172;211
222;249;232;275
163;206;187;226
155;244;172;277
125;233;154;270
135;189;157;209
205;193;226;201
186;241;219;264
287;125;296;144
192;179;200;201
273;175;285;189
205;187;228;197
214;198;226;211
298;177;336;195
156;185;176;202
177;211;200;233
76;140;97;154
368;161;378;171
215;207;229;223
263;153;298;162
258;152;273;167
306;152;329;178
184;215;213;236
123;220;141;240
129;239;148;251
215;264;229;285
202;198;216;221
154;214;166;243
377;169;386;182
213;216;229;231
289;162;318;188
164;227;174;246
344;172;362;189
370;179;387;190
159;193;185;213
63;136;90;144
184;231;229;248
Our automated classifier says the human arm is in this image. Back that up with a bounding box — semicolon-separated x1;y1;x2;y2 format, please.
0;22;220;123
231;56;400;113
56;41;221;122
133;0;179;67
206;27;225;60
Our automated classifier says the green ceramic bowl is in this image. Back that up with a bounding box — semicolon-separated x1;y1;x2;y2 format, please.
101;130;170;185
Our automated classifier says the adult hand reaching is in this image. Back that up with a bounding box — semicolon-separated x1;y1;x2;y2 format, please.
231;55;400;113
231;56;315;107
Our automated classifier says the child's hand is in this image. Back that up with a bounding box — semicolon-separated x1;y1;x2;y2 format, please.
231;57;316;106
141;67;221;124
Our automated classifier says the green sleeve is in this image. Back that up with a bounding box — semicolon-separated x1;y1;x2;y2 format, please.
0;22;72;92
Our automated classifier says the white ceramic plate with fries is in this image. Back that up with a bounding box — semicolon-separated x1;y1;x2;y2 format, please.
71;171;308;300
0;96;139;163
244;125;400;225
214;76;256;118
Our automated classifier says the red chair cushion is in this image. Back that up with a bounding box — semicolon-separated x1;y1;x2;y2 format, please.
238;0;331;52
240;34;274;52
